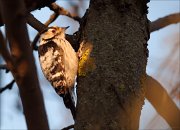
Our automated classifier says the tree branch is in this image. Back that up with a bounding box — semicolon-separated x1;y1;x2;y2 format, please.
48;3;81;22
27;13;47;32
45;12;59;26
150;13;180;32
0;0;49;129
0;64;9;73
146;75;180;129
0;0;56;26
24;0;56;12
0;80;15;93
0;64;7;70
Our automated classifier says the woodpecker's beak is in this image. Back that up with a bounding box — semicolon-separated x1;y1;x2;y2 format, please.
63;26;70;30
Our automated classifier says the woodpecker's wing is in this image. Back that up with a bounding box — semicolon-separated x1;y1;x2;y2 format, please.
38;40;67;93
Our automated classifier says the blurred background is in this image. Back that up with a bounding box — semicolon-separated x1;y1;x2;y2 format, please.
0;0;179;129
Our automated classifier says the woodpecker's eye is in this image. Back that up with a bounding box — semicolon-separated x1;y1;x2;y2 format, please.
51;29;56;33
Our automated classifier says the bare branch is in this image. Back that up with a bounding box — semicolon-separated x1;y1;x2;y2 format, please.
0;80;15;93
49;3;81;22
0;64;9;73
24;0;56;12
0;64;7;69
146;81;180;129
0;0;56;26
45;12;59;26
27;13;47;32
150;13;180;32
145;75;180;129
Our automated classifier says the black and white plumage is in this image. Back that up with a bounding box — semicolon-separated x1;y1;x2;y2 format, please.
38;26;78;119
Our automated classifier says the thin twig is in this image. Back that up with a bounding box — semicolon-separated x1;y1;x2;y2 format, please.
61;124;74;130
45;12;59;26
0;64;7;69
0;64;9;73
150;13;180;32
31;12;59;50
0;80;15;93
49;3;81;22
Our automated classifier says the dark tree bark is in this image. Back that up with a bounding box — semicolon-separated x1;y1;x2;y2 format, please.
75;0;149;129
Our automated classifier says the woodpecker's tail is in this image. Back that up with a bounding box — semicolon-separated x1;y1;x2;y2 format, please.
61;91;76;120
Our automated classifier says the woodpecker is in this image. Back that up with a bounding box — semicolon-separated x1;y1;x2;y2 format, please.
38;26;78;119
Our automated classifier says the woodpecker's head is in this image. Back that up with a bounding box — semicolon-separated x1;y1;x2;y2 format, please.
40;26;69;41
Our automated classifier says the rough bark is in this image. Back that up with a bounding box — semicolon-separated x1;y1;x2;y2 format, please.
0;0;49;130
75;0;149;129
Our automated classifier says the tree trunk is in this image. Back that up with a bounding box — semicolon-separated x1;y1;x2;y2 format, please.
0;0;49;129
75;0;149;129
